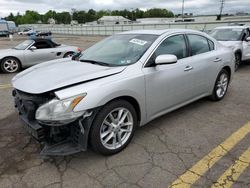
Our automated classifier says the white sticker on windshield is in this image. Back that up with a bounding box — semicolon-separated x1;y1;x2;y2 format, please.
129;38;148;46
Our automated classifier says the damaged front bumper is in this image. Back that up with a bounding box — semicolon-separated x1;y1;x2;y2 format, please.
13;89;98;156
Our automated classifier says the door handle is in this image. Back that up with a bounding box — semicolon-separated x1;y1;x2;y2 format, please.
214;58;222;62
184;66;193;72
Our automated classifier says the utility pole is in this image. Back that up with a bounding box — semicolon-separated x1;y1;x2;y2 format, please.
218;0;225;20
182;0;185;21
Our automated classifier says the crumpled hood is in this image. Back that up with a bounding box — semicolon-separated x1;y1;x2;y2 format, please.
12;59;126;94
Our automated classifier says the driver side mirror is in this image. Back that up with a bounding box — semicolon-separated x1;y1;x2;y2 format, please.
155;54;178;65
246;37;250;42
29;46;37;51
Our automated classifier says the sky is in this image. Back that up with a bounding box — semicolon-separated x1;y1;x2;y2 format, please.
0;0;250;18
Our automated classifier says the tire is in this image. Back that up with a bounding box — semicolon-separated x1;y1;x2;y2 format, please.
235;52;241;71
63;52;74;58
89;100;138;155
0;57;21;73
210;69;230;101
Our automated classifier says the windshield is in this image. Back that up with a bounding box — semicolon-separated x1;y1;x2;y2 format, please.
14;40;34;50
210;28;243;41
80;34;158;66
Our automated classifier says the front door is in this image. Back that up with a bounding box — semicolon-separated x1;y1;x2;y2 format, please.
24;40;56;66
143;34;197;121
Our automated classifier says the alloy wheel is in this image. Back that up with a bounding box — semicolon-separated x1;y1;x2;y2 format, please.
3;59;19;73
100;107;133;150
216;73;229;98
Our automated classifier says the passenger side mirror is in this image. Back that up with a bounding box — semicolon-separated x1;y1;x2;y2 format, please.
155;54;178;65
246;37;250;42
30;46;37;51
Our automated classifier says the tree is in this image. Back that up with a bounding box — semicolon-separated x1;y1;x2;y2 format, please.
4;8;174;25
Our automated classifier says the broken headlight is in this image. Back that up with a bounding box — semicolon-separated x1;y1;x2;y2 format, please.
35;94;87;124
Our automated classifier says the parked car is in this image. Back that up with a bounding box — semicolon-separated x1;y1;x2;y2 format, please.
18;28;35;36
0;38;81;73
0;30;9;37
210;25;250;70
12;29;234;156
36;31;52;37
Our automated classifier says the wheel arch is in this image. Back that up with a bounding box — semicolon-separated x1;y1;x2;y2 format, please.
1;56;22;66
222;66;231;81
104;96;141;124
235;49;242;58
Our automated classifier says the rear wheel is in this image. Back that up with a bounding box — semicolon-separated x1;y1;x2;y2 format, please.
235;53;241;71
90;100;137;155
0;57;21;73
210;69;230;101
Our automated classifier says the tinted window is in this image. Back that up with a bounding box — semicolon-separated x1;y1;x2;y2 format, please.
34;41;52;49
188;35;210;55
154;35;187;59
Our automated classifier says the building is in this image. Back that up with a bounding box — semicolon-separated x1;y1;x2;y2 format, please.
71;20;78;25
98;16;131;25
136;18;175;24
48;18;56;25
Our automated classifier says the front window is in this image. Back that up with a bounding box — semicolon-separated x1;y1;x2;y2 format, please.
79;34;158;66
14;40;34;50
154;34;187;59
210;28;243;41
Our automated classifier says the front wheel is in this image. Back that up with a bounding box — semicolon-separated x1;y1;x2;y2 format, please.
0;57;21;73
90;100;137;155
210;69;230;101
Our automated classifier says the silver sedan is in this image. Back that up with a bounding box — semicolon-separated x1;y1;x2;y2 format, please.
12;29;235;156
0;38;81;73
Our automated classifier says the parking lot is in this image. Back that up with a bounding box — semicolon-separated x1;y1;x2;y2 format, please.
0;35;250;188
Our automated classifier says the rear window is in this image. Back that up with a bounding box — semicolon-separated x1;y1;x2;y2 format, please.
187;34;210;56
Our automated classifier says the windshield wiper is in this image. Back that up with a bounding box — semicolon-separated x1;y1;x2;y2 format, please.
80;59;111;66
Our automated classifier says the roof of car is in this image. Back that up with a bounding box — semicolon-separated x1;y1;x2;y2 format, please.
120;29;205;36
214;25;249;29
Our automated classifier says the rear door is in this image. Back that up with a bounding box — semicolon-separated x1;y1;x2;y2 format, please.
185;34;220;95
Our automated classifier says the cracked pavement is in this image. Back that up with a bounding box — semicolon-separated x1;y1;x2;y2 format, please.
0;35;250;188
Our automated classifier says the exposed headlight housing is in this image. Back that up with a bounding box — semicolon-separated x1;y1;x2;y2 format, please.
36;93;87;125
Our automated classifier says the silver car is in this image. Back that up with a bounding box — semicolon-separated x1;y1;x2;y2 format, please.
0;38;81;73
210;25;250;70
12;29;234;156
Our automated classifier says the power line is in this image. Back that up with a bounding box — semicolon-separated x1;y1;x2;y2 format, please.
182;0;185;20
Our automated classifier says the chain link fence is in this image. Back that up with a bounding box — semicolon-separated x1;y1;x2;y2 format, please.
21;20;250;36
